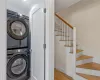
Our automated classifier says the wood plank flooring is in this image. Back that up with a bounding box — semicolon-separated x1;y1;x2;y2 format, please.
76;55;93;61
54;69;73;80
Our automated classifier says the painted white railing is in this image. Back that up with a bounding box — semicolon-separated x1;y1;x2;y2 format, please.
55;13;76;79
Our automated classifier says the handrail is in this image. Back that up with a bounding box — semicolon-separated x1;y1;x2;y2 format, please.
55;13;73;29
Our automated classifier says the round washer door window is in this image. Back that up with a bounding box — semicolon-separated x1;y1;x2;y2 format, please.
11;21;26;37
7;54;28;78
7;18;29;40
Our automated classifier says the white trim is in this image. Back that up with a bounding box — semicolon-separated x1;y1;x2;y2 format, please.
30;4;41;15
45;0;54;79
73;27;76;79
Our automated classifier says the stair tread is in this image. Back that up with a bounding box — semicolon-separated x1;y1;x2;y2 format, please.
77;62;100;71
77;73;100;80
76;55;93;61
70;49;83;53
76;49;83;53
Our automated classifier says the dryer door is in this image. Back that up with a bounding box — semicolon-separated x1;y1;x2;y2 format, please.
7;18;29;40
7;54;29;78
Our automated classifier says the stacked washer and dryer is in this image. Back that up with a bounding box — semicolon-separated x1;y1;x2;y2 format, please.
7;10;31;80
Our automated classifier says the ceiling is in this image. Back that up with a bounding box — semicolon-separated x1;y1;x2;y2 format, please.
7;0;44;16
7;0;81;15
55;0;81;12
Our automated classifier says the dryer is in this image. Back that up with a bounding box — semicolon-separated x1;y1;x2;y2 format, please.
7;10;29;50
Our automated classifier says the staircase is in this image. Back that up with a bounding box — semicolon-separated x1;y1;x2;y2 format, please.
55;13;100;80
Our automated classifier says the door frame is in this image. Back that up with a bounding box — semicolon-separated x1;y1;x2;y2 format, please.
29;0;54;80
45;0;54;80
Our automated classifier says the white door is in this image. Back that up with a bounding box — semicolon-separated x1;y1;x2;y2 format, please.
30;6;45;80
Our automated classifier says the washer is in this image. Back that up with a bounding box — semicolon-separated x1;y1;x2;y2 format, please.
7;49;30;80
7;10;29;49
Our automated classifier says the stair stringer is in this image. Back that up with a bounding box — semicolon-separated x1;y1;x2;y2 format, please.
55;35;76;78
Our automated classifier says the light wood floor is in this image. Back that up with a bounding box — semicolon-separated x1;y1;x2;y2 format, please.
54;69;73;80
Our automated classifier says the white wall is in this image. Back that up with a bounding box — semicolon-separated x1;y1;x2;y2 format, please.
55;0;81;12
58;0;100;57
54;36;67;72
0;0;6;80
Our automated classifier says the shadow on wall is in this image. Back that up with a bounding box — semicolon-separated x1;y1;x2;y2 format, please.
58;0;100;19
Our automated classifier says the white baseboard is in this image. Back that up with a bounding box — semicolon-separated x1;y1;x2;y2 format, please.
75;74;86;80
55;67;66;74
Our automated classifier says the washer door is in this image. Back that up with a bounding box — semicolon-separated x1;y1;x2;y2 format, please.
7;54;28;78
7;18;29;40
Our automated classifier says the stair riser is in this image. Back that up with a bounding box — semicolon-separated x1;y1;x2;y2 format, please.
76;68;100;77
76;52;83;58
76;58;93;65
75;74;86;80
93;57;100;64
